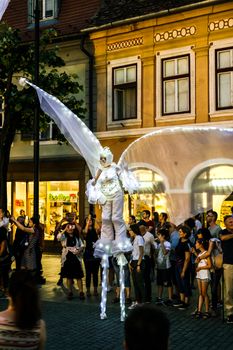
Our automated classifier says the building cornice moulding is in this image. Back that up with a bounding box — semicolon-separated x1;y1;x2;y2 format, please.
95;121;233;140
209;17;233;31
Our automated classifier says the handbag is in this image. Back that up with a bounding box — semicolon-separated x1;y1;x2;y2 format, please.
19;234;29;251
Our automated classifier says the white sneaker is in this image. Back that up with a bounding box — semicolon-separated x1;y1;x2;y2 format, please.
128;302;138;310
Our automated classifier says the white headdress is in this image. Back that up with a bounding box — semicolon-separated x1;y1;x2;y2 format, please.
100;147;113;165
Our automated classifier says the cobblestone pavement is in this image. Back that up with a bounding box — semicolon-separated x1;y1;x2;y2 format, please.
1;254;233;350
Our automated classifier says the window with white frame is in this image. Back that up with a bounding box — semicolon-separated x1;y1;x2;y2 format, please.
0;96;4;128
28;0;58;23
107;56;141;127
40;121;59;140
21;121;59;141
216;47;233;110
162;55;190;115
113;64;137;121
156;46;195;120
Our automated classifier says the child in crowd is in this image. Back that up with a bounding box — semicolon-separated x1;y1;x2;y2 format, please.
193;238;212;318
155;229;173;306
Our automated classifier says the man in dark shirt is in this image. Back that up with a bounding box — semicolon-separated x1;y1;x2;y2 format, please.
138;210;155;235
220;215;233;324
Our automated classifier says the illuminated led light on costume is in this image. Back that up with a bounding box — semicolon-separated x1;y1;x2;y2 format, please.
116;253;128;322
100;254;108;320
119;266;125;322
19;77;27;87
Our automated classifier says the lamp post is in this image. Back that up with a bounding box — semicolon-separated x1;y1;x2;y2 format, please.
34;0;40;219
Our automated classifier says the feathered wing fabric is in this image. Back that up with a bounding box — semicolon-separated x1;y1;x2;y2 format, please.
117;160;139;194
20;78;103;177
0;0;10;20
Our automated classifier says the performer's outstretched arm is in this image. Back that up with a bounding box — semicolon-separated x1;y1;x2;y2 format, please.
92;168;102;186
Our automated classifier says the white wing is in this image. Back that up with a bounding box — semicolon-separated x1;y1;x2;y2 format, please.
20;78;103;177
0;0;10;20
117;159;139;194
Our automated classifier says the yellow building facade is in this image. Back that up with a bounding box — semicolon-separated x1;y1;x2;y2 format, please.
87;1;233;224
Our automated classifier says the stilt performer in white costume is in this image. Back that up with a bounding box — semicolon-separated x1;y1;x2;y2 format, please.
86;146;137;320
19;78;138;321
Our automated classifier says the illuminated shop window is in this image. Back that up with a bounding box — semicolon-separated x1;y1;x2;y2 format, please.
15;182;27;218
13;180;79;240
7;182;11;214
126;168;166;221
192;165;233;226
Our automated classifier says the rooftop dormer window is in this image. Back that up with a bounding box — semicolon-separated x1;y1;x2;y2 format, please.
28;0;59;23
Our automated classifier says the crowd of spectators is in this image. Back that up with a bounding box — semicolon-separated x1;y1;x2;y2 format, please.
1;206;233;328
109;209;233;324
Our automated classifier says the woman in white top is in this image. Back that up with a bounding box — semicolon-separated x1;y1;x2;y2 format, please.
194;239;212;318
128;224;145;309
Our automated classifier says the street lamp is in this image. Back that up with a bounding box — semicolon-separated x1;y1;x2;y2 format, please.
34;0;40;219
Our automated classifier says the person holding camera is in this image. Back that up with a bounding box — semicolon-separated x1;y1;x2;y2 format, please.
11;216;41;274
12;216;28;270
57;222;85;300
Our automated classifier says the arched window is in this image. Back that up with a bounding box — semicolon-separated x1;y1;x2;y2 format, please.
192;165;233;225
124;168;166;221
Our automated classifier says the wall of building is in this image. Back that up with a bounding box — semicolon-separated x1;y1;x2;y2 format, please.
90;1;233;134
88;2;233;223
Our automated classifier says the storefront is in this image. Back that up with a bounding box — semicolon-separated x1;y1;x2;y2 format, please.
7;157;87;240
8;180;79;239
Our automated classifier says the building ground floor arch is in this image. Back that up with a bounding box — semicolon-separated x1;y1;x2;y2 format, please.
118;127;233;225
125;163;233;227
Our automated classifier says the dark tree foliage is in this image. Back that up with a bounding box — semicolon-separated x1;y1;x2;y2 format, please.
0;24;86;210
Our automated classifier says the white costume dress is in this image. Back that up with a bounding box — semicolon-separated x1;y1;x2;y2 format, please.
97;163;125;242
